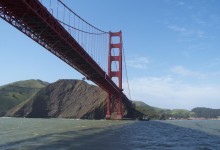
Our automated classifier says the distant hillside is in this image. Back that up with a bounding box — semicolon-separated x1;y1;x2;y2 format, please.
133;101;149;107
169;109;195;119
133;101;159;118
133;101;195;119
192;107;220;118
6;79;137;119
0;79;48;115
133;100;220;119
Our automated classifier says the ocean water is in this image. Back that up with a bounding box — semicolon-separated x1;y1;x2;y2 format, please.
0;118;220;150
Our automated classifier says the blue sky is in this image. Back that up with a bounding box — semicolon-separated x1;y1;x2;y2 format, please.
1;0;220;109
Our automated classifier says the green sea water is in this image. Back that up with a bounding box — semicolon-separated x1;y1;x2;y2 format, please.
1;118;220;149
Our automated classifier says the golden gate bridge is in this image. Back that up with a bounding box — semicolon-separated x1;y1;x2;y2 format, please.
0;0;132;119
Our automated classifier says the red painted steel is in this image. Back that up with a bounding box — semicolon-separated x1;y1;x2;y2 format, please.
0;0;132;119
106;31;123;120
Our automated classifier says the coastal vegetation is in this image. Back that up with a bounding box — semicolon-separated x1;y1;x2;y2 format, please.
133;101;220;120
0;79;48;115
192;107;220;118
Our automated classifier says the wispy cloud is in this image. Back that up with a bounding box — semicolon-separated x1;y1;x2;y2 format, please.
127;56;150;69
168;25;205;41
123;76;220;109
170;65;205;78
178;2;185;6
197;31;205;38
168;25;195;36
195;20;207;26
168;25;188;33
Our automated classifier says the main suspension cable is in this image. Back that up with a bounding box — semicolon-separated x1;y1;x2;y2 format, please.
58;0;108;34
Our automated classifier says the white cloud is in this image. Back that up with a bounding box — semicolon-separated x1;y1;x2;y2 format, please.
123;76;220;110
197;31;205;38
178;2;185;6
170;65;205;78
127;56;150;69
196;20;207;26
168;25;205;41
168;25;187;33
168;25;194;36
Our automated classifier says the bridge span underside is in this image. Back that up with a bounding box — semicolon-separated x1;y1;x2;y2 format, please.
0;0;133;119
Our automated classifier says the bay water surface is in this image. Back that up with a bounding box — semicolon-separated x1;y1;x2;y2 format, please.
0;118;220;149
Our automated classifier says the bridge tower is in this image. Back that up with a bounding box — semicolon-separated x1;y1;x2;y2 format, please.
106;31;123;120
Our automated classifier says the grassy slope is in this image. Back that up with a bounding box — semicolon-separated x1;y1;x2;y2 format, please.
133;101;194;119
133;101;160;118
0;79;48;113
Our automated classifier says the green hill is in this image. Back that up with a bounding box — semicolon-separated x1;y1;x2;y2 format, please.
192;107;220;118
133;101;194;119
0;79;48;115
132;101;149;107
133;101;160;119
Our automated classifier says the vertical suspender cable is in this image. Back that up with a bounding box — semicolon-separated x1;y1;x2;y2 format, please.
73;14;75;37
122;44;132;100
57;0;59;20
63;4;65;28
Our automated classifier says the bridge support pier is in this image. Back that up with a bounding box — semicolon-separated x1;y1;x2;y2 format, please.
106;95;111;119
106;31;123;120
116;92;123;119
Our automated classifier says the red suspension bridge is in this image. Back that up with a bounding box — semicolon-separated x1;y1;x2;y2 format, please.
0;0;132;119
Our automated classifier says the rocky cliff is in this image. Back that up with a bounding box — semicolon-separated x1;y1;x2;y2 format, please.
6;79;138;119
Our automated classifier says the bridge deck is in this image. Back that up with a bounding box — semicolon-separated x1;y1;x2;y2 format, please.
0;0;132;111
0;0;119;95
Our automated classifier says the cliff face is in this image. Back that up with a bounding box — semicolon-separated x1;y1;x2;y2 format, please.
6;79;137;119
